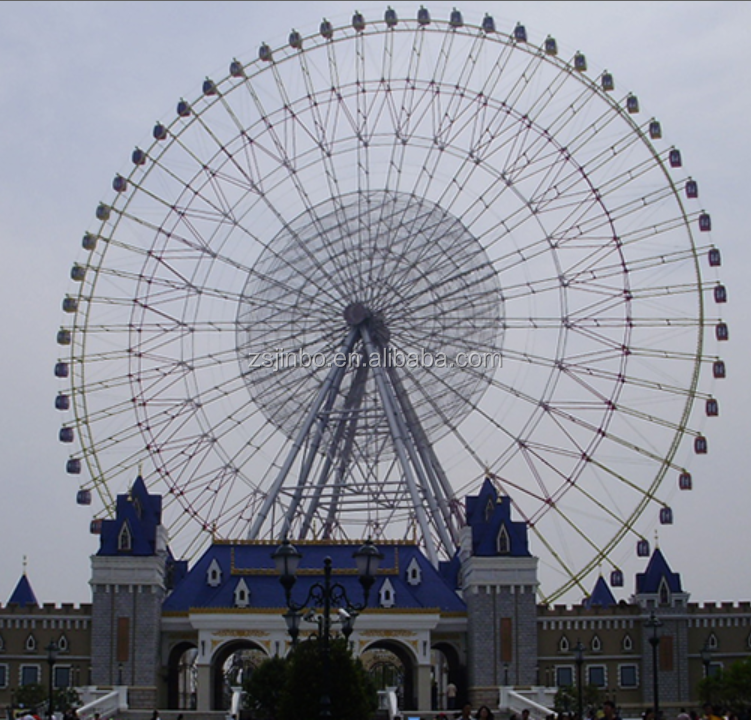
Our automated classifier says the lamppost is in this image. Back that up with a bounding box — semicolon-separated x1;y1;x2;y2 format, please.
45;641;59;720
272;538;382;720
700;641;713;678
573;640;585;720
645;612;663;720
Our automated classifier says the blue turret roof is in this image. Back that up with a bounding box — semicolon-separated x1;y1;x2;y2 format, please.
635;547;683;594
97;475;163;556
583;575;617;608
465;477;530;557
163;540;466;614
8;573;38;606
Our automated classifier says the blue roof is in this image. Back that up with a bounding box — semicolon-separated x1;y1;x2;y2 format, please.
8;573;38;606
583;576;617;608
636;547;683;594
97;475;163;557
465;478;530;557
163;540;466;614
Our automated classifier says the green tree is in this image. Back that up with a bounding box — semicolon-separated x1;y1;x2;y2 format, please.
277;637;377;720
699;656;751;715
16;683;47;711
243;654;288;720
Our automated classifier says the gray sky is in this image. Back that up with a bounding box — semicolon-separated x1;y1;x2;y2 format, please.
1;1;749;606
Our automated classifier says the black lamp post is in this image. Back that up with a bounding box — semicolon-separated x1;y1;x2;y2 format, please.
700;641;713;678
645;612;663;720
573;640;585;720
45;641;59;720
272;538;382;720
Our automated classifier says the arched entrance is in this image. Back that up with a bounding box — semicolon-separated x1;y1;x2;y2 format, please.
361;640;418;711
210;640;269;711
166;642;198;710
432;641;466;711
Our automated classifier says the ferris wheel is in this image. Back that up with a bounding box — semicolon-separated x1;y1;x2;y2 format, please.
55;6;727;602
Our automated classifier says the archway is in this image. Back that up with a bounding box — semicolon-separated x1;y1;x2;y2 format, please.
361;640;418;711
166;642;197;710
432;641;466;711
210;640;269;711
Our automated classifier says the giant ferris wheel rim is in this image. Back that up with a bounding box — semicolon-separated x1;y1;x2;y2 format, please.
56;7;723;603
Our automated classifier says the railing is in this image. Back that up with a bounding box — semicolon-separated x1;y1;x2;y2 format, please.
499;686;556;718
377;687;400;720
75;687;128;720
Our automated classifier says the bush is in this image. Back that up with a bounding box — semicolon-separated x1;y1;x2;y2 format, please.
245;638;377;720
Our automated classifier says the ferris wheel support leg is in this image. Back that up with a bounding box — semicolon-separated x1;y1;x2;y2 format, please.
361;325;440;566
278;347;352;540
386;364;464;546
247;327;359;540
299;360;369;539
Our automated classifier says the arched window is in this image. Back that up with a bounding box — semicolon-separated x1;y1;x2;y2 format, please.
118;522;132;552
658;577;670;605
497;524;511;555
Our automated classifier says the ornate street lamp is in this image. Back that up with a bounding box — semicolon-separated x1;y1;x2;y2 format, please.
573;640;585;720
272;538;383;719
645;612;663;719
700;641;713;678
46;641;59;720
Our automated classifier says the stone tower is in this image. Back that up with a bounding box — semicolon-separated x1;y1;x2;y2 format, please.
90;476;185;709
460;479;539;708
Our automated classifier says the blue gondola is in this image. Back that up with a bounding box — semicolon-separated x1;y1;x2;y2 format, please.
712;360;726;378
229;59;244;78
82;232;97;251
66;458;82;475
55;394;70;411
679;472;692;490
132;147;147;166
352;11;365;32
320;19;334;39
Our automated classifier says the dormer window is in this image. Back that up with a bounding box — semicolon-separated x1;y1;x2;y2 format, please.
485;497;494;522
207;558;222;588
497;524;511;555
379;578;396;609
658;576;670;605
118;522;132;552
406;557;422;586
234;579;251;608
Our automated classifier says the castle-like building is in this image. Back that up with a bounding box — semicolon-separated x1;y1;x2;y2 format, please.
1;477;748;717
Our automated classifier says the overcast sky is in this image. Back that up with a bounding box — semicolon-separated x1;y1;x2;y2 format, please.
1;1;749;607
